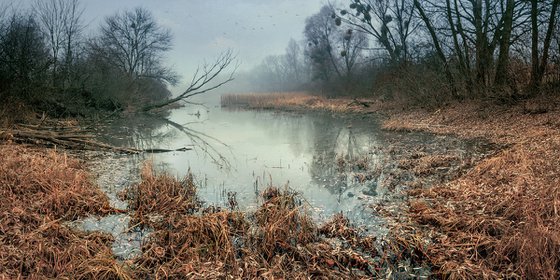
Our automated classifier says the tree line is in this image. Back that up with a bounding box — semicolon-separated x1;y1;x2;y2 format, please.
244;0;559;104
0;1;184;116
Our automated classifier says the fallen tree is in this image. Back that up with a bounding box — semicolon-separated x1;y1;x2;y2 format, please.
140;50;237;112
1;124;191;154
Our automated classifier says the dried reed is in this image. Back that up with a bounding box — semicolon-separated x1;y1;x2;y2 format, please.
0;144;128;279
128;164;380;279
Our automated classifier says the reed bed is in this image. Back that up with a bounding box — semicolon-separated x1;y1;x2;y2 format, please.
220;92;358;112
0;144;128;279
127;163;384;279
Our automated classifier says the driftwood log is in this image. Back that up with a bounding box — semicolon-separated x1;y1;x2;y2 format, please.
1;125;191;154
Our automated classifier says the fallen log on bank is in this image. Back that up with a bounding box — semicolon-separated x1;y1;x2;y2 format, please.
1;125;191;154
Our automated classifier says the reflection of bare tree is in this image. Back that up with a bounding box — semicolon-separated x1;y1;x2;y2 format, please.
308;117;381;197
94;113;231;168
94;114;171;148
159;117;231;169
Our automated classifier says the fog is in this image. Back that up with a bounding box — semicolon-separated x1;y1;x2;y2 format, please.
2;0;325;96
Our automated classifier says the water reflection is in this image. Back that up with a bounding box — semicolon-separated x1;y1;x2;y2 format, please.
97;106;491;230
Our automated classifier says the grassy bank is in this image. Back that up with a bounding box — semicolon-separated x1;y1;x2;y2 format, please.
383;96;560;278
222;92;560;278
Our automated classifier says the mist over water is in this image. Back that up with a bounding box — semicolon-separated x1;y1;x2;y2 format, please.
97;102;488;233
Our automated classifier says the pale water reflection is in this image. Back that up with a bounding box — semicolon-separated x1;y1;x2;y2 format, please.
152;107;385;225
86;105;492;259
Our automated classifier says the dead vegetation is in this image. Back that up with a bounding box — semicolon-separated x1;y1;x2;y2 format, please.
126;163;383;279
381;95;560;278
223;92;560;278
4;91;558;278
0;144;394;279
220;92;405;113
221;92;366;112
0;144;128;279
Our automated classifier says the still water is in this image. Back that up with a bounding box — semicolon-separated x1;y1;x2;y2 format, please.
84;104;491;258
153;107;384;223
98;105;485;227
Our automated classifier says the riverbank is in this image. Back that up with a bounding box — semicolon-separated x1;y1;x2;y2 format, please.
383;96;560;279
0;143;419;279
222;92;560;278
0;144;127;278
2;92;558;278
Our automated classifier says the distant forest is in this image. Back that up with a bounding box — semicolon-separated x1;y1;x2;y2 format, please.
0;1;178;117
238;0;560;105
1;0;559;118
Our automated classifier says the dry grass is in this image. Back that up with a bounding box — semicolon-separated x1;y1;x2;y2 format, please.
382;95;560;278
0;144;129;279
221;92;365;112
0;147;384;279
128;163;380;279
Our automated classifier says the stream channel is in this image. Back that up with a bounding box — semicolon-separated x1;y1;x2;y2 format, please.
71;104;493;260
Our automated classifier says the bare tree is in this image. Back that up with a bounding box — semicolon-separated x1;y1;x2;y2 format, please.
0;13;50;97
412;0;535;97
337;0;418;64
92;7;177;85
340;28;368;85
305;5;343;81
304;5;369;94
34;0;83;88
530;0;560;91
284;38;305;84
60;0;84;88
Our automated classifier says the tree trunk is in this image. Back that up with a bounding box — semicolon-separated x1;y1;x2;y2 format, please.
537;0;559;87
530;0;540;92
494;0;515;88
413;0;459;98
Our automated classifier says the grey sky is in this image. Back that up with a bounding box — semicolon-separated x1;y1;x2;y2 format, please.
3;0;327;94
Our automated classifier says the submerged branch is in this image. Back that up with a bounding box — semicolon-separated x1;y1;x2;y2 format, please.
2;125;191;154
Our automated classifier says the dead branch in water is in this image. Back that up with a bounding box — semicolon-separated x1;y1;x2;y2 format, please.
1;124;191;154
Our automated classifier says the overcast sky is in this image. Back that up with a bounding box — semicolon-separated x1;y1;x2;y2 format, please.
4;0;327;94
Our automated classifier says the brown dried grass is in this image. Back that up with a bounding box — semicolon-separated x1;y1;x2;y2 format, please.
129;163;379;279
0;144;129;279
383;95;560;278
245;92;560;278
220;92;361;112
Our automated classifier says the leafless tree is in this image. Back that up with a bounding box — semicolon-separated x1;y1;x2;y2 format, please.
0;12;50;97
34;0;84;88
337;0;418;64
92;7;177;85
305;5;343;81
412;0;534;97
284;38;305;84
529;0;560;91
340;28;368;83
305;5;367;94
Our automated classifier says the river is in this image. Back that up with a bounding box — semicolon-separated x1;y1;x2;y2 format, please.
78;104;492;259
